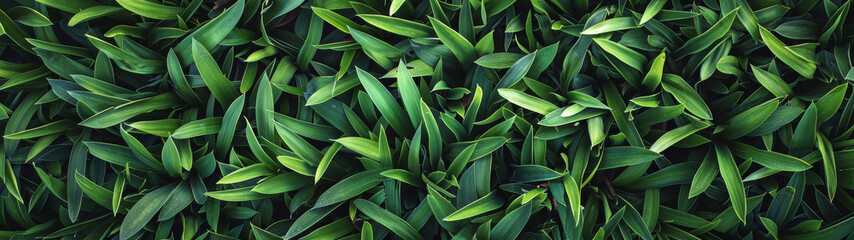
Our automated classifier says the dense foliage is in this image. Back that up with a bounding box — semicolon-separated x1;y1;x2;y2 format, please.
0;0;853;239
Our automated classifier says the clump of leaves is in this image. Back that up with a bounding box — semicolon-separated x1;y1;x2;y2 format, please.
0;0;853;239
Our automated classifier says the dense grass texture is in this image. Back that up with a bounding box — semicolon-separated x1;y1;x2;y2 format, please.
1;0;854;239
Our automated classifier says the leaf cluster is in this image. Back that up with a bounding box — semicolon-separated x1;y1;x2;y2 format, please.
0;0;853;239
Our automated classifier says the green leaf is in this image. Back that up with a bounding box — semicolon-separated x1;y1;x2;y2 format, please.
0;9;34;53
643;189;660;231
689;149;719;198
166;49;201;104
389;0;405;15
421;100;443;163
496;52;536;89
782;215;854;240
640;0;668;25
78;143;133;173
566;91;610;110
593;37;648;71
173;0;244;64
86;35;164;74
719;99;780;139
650;121;711;153
315;142;342;183
273;113;341;142
430;17;478;64
381;169;423;187
251;172;311;194
192;39;239;106
602;147;662;169
815;84;847;123
172;117;223;139
112;174;125;215
661;74;713;120
349;27;401;65
120;184;175;240
356;68;411;135
497;89;558;115
305;75;360;106
774;20;820;40
673;8;738;57
126;119;180;137
444;191;504;221
161;136;182;177
335;137;381;160
158;181;193;221
314;170;383;207
758;26;817;78
729;142;811;171
34;0;98;13
751;65;793;98
491;202;532;240
588;116;606;146
790;103;818;155
359;14;433;38
396;60;422;128
564;175;582;224
284;203;342;239
255;74;275;140
4;119;75;140
277;155;316;176
68;6;124;26
354;199;425;240
311;7;366;34
217;94;245;155
79;93;179;129
642;51;666;90
252;224;282;240
206;187;268;201
7;6;52;27
623;199;654;240
766;186;794;225
218;164;274;184
120;128;164;170
71;74;134;96
74;172;112;208
817;133;836;201
475;53;526;69
514;165;565;182
446;144;476;178
116;0;182;20
582;17;639;35
716;143;746;223
274;121;323;165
